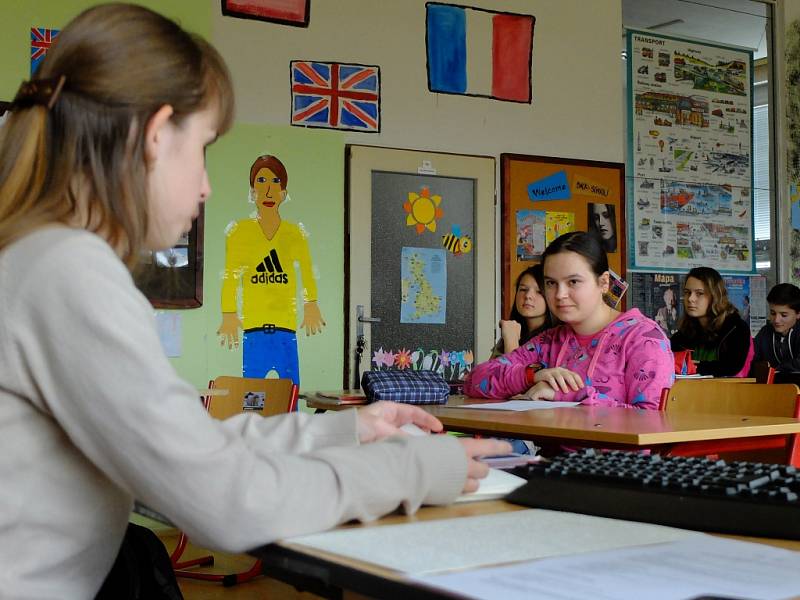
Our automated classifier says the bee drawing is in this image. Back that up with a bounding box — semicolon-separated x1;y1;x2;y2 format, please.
442;225;472;256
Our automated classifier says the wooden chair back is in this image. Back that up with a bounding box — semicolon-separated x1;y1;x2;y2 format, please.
172;375;298;586
662;381;799;418
203;376;298;420
661;381;800;466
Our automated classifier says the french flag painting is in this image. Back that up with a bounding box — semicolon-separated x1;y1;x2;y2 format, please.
426;3;534;103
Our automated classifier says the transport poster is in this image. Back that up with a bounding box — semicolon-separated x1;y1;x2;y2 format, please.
626;30;754;274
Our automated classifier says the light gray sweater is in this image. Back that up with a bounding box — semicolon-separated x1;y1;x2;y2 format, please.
0;227;466;599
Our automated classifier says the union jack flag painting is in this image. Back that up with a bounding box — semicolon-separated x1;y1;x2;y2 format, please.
31;27;60;75
290;61;380;133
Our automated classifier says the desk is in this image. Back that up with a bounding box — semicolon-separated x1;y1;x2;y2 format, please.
254;501;800;600
309;392;800;451
427;401;800;449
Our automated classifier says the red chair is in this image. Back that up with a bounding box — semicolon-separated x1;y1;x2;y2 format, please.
170;376;298;587
659;380;800;467
749;360;776;384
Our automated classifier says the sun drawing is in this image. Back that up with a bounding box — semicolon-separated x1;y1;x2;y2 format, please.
404;186;443;234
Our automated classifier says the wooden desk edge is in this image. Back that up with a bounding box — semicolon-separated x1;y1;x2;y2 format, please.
256;501;800;599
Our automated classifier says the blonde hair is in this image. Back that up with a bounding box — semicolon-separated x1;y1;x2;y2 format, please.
0;3;234;268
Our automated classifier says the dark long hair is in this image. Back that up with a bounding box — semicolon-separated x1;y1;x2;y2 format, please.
509;264;554;345
676;266;738;341
542;230;609;277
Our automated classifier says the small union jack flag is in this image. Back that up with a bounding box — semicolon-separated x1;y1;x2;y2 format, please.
31;27;60;75
290;61;380;133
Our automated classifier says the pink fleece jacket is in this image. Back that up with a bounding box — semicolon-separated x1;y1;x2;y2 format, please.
464;308;675;409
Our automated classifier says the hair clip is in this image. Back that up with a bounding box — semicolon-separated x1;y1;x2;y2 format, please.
11;75;66;111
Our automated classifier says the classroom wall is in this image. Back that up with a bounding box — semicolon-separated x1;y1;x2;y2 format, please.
0;1;209;94
3;1;795;393
204;0;624;392
212;0;625;162
0;0;637;394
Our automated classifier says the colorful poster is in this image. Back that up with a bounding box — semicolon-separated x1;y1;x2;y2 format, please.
545;211;574;246
629;272;683;336
723;275;751;328
627;30;754;273
515;209;545;260
400;247;447;324
605;269;628;308
749;275;767;336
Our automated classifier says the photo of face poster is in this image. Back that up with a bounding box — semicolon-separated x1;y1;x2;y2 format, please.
629;272;682;336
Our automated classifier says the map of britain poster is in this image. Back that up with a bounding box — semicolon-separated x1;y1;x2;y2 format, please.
626;30;754;274
400;247;447;324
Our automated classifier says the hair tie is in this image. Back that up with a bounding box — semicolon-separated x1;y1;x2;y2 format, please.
11;75;66;111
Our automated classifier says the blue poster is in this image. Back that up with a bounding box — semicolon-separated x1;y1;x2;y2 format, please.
723;275;751;323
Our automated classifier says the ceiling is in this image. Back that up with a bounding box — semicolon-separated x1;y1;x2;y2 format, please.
622;0;770;60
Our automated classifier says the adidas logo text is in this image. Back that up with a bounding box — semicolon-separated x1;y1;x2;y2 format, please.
252;249;289;285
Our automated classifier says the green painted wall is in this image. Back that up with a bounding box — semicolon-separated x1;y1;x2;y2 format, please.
0;1;209;98
2;2;346;394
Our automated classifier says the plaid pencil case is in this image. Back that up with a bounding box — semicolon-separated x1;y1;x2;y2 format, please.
360;370;449;405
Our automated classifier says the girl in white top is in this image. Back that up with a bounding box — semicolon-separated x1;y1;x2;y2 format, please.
0;5;508;598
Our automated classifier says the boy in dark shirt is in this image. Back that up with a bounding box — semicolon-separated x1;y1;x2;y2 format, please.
754;283;800;379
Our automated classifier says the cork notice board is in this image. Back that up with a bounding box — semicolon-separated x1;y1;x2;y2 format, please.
501;154;626;318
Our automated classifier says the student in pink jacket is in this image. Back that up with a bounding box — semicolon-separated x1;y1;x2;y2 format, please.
465;231;674;408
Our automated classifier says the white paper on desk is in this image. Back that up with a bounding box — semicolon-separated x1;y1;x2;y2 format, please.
286;509;699;576
454;469;526;503
459;400;580;411
414;535;800;600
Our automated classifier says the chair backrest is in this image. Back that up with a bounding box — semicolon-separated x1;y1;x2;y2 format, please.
662;380;800;418
661;380;800;466
749;360;776;384
203;376;298;420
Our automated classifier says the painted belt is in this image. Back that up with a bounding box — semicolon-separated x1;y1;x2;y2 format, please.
244;324;296;335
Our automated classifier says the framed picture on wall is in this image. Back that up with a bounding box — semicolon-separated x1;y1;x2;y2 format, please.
134;208;204;308
501;154;626;318
221;0;310;27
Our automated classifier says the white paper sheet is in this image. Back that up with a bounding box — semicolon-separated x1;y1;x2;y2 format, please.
414;535;800;600
154;312;181;357
458;400;580;411
286;509;700;576
454;468;527;503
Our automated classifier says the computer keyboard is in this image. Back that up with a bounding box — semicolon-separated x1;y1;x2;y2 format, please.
507;449;800;540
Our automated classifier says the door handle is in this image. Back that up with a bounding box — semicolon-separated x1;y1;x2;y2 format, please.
356;305;381;324
355;305;380;341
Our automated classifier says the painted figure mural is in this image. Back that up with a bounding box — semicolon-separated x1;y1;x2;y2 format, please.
218;155;325;386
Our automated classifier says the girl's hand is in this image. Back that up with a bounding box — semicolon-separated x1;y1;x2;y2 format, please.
534;367;584;393
522;380;557;401
498;319;522;351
